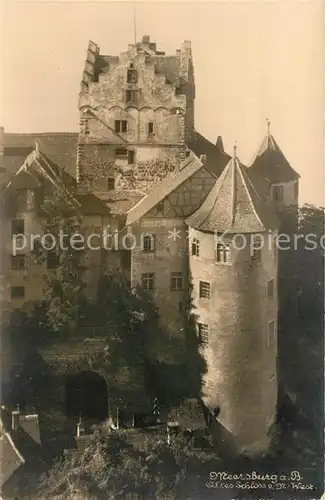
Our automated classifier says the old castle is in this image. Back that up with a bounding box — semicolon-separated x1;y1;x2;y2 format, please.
0;36;299;455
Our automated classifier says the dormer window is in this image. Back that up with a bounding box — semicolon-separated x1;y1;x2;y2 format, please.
127;66;138;84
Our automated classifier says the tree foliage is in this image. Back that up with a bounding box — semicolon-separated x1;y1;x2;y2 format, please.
38;191;88;335
37;423;219;500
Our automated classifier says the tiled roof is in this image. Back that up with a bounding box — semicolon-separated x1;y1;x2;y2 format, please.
94;190;144;215
75;193;111;215
126;152;203;225
0;432;25;487
186;155;278;233
188;132;230;178
248;134;300;183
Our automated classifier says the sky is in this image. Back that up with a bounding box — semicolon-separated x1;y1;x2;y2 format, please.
0;0;324;206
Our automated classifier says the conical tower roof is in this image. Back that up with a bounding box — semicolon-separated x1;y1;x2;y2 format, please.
186;151;278;234
249;130;299;184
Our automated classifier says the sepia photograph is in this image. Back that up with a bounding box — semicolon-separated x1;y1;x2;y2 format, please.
0;1;324;498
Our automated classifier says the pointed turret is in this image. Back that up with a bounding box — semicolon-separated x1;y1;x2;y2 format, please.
249;120;299;184
186;147;278;233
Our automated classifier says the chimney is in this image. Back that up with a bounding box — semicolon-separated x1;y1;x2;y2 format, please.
215;136;224;153
142;35;150;44
11;406;20;431
0;127;4;156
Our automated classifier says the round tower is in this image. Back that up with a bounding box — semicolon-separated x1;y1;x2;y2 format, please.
185;150;279;456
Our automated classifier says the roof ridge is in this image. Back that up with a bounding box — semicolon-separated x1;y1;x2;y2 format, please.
237;159;264;230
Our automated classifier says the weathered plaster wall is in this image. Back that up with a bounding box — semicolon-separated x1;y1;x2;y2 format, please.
130;218;187;363
188;227;278;454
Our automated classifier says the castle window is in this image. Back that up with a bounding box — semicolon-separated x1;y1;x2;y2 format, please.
192;238;200;257
141;272;155;291
267;279;274;298
107;177;115;190
125;90;138;103
11;219;25;236
128;150;135;165
148;122;154;135
142;234;155;252
294;182;299;198
216;243;231;263
268;320;276;346
199;281;211;299
11;255;26;271
47;251;59;270
273;185;284;202
198;323;209;345
11;286;25;299
115;120;128;133
115;147;128;158
127;67;138;83
171;272;183;291
252;236;263;262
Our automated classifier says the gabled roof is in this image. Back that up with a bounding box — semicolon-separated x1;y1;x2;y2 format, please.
188;131;230;178
0;432;25;487
126;152;204;225
186;154;278;234
248;133;300;184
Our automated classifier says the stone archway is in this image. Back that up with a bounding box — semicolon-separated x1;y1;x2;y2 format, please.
65;371;108;422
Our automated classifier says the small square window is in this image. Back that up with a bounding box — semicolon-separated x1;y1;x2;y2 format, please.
199;281;211;299
171;272;183;291
216;243;231;263
273;185;284;202
115;147;128;158
268;320;276;347
148;122;154;135
141;272;155;291
11;255;26;270
11;286;25;299
115;120;128;133
12;219;25;236
198;323;209;345
192;238;200;257
108;177;115;190
267;279;274;298
142;234;155;252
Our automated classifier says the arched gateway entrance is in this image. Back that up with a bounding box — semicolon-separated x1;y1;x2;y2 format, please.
65;371;108;422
